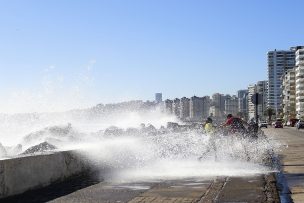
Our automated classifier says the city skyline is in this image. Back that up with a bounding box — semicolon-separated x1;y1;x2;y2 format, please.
0;0;304;113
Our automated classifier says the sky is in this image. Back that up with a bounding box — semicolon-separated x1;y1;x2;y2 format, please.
0;0;303;113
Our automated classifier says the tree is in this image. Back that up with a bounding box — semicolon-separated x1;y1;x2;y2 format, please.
265;108;274;122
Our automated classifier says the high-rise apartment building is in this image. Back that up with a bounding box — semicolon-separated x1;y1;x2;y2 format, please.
224;95;238;116
256;81;268;121
248;84;256;120
267;49;295;116
190;96;210;121
179;97;190;120
211;93;225;118
164;99;173;114
295;46;304;119
172;98;181;118
282;68;296;120
155;93;162;103
237;90;248;119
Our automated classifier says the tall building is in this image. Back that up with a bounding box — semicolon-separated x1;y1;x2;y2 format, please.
172;98;181;118
190;96;210;121
295;46;304;119
237;90;248;119
247;81;268;121
224;95;238;116
155;93;162;103
179;97;190;120
282;68;296;120
202;96;211;118
248;84;257;120
256;81;268;121
164;99;173;114
211;93;225;118
267;48;295;116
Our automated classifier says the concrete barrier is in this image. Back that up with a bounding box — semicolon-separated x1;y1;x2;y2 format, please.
0;151;90;199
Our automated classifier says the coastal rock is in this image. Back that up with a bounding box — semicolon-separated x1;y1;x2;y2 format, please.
22;142;57;155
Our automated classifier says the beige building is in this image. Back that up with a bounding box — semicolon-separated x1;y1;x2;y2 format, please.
282;68;296;120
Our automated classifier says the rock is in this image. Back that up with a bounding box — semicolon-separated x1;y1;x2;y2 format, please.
104;126;124;136
22;142;57;155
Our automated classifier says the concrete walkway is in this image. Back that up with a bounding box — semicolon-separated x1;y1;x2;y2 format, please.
264;127;304;203
48;175;277;203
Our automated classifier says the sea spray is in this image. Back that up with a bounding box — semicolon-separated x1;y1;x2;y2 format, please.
0;108;279;182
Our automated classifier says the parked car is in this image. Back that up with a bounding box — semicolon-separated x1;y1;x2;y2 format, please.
296;120;304;130
274;121;283;128
290;119;300;127
258;121;268;128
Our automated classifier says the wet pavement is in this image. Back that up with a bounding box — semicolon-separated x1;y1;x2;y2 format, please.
263;127;304;203
1;175;278;203
49;175;278;203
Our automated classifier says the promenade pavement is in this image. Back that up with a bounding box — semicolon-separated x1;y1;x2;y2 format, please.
264;127;304;203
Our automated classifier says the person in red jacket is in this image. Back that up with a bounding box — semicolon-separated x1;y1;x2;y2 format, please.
222;114;247;134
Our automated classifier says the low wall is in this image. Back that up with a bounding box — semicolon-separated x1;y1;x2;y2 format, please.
0;151;90;199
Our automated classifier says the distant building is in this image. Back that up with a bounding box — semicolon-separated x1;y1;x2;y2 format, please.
190;96;210;121
211;93;225;118
248;84;257;120
209;106;222;120
180;97;190;120
247;81;268;121
256;81;268;121
267;48;295;116
224;95;238;116
155;93;162;103
237;90;248;119
172;98;181;118
164;99;173;114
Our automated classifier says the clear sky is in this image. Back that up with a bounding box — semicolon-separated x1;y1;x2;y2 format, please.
0;0;303;113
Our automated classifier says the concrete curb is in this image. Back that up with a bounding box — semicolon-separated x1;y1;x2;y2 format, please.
0;151;90;199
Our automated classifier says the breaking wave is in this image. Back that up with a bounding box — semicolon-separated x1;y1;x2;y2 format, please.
0;108;279;181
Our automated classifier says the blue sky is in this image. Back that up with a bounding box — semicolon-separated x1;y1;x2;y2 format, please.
0;0;303;113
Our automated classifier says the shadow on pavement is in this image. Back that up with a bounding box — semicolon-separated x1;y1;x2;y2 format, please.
0;171;101;203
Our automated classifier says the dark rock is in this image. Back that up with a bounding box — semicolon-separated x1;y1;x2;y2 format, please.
104;126;124;136
22;142;57;155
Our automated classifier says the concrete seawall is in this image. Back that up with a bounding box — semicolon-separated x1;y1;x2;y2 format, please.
0;151;90;199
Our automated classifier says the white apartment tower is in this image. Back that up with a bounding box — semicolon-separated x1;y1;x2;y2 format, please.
267;49;295;116
295;46;304;119
248;84;256;120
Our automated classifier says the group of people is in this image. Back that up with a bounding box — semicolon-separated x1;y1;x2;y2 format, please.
203;114;253;137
